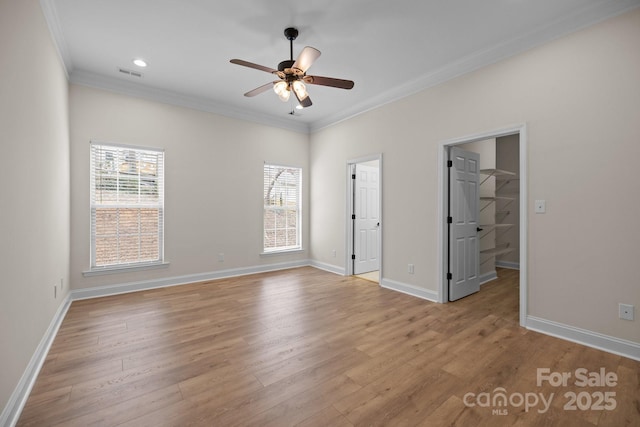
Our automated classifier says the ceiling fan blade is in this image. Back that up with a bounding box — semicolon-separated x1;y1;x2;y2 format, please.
294;90;312;108
303;75;354;90
230;59;278;74
292;46;321;73
244;82;277;97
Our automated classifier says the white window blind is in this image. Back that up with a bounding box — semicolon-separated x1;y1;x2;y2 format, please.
90;142;164;269
263;164;301;252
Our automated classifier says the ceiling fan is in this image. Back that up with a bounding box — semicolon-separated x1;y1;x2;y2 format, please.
230;27;354;108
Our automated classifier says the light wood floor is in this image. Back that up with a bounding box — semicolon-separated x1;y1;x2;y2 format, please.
18;267;639;426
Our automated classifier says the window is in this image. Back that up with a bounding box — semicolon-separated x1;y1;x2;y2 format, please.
263;164;301;252
90;142;164;269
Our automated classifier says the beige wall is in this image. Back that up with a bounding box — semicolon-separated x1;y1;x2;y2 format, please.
310;9;640;343
69;85;310;290
0;0;70;415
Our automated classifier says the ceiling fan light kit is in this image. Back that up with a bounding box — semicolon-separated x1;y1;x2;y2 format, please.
273;80;290;102
230;27;354;109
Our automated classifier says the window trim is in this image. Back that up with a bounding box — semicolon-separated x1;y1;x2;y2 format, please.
263;163;302;253
89;140;165;271
82;261;169;277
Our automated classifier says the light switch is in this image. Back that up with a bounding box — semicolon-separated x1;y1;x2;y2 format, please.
535;200;546;214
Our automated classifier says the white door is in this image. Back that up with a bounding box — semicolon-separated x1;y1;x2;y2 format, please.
449;146;480;301
354;163;380;274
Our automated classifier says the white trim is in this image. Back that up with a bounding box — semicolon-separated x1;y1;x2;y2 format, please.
72;260;311;300
38;0;72;77
90;139;164;153
3;262;309;424
69;70;310;134
495;260;520;270
479;270;498;285
0;294;72;427
380;278;439;303
5;263;640;426
260;248;305;256
308;2;640;133
518;127;528;327
437;123;528;328
39;0;640;134
526;316;640;362
309;260;345;276
83;261;170;277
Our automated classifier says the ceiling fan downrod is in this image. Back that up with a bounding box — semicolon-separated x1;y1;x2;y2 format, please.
284;27;298;60
279;27;298;72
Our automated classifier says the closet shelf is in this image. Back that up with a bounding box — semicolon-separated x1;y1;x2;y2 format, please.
479;167;516;261
479;224;514;231
480;247;515;256
480;168;517;177
480;196;516;202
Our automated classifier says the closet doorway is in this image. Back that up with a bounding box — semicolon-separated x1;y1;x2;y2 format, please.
438;126;527;326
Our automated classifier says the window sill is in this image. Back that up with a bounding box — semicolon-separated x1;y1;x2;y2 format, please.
260;248;305;256
83;261;170;277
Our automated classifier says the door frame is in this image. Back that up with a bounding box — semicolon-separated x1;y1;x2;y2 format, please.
345;154;383;278
437;124;528;327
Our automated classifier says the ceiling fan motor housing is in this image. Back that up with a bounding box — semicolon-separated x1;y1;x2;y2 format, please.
278;60;295;72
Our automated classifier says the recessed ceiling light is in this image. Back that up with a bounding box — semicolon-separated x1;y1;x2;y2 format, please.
133;59;147;68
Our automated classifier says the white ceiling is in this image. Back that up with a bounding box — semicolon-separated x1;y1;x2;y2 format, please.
43;0;640;133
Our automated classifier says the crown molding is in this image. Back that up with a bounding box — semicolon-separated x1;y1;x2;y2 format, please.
43;0;639;134
309;0;640;133
69;70;311;134
39;0;73;77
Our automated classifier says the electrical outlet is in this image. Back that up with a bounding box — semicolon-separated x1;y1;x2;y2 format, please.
619;304;634;321
218;253;224;262
332;249;336;258
408;264;414;274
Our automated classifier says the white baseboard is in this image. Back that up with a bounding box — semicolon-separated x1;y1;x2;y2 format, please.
7;264;638;426
0;294;72;427
71;259;311;300
526;316;640;361
309;260;345;276
479;270;497;285
496;260;520;270
380;278;439;303
3;260;312;424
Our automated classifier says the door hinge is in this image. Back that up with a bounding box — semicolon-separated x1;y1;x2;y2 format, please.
447;272;452;280
447;216;452;224
352;214;356;220
447;160;453;167
351;254;356;260
352;173;356;179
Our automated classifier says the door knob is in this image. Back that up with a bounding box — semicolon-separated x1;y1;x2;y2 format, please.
477;227;483;232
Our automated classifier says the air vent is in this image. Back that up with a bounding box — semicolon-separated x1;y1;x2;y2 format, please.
118;68;143;78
